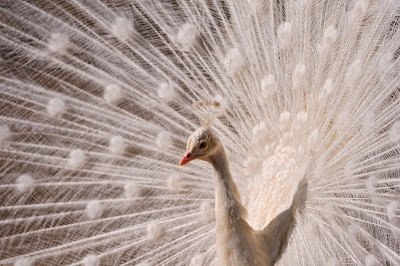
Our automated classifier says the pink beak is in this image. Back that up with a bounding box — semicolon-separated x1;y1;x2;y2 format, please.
179;151;194;166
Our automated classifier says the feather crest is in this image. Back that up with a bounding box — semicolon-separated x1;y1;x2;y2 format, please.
192;100;220;127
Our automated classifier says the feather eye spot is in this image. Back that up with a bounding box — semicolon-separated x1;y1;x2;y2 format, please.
47;97;65;117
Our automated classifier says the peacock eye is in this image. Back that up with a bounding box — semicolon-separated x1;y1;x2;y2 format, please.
199;140;207;149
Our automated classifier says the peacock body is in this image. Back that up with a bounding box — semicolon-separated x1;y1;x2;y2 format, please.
1;0;400;265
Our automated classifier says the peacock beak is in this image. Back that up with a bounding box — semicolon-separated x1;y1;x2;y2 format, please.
179;151;194;166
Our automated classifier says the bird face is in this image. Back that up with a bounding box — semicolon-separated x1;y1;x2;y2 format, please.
179;127;215;166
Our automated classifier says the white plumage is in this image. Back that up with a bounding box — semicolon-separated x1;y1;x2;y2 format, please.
180;126;309;265
0;0;400;265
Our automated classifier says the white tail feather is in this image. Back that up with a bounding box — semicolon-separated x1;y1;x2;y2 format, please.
1;1;400;265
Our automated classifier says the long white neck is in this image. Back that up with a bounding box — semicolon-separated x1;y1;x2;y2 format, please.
208;147;246;219
208;146;256;265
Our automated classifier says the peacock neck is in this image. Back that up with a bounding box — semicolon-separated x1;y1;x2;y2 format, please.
208;147;243;211
209;147;231;180
209;146;254;265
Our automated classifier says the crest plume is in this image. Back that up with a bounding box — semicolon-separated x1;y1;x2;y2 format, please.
193;100;221;127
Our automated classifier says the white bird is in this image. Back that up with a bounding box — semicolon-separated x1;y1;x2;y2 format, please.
0;0;400;265
179;125;309;266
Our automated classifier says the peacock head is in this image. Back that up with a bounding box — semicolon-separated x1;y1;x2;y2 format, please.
179;127;219;166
